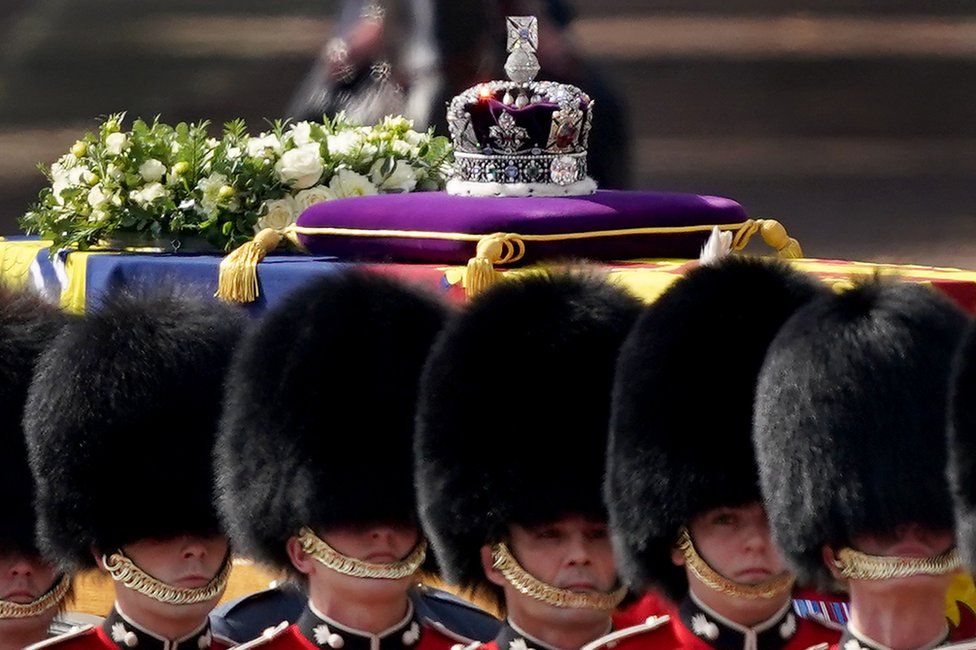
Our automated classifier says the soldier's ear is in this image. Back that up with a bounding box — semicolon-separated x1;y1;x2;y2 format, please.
821;545;843;580
286;536;316;577
670;544;686;568
92;549;105;570
480;545;506;588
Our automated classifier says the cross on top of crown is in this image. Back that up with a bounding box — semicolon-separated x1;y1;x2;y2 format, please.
507;16;538;53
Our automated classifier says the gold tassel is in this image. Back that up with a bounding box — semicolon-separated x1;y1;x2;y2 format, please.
215;228;284;303
463;233;526;298
759;220;803;258
731;219;803;259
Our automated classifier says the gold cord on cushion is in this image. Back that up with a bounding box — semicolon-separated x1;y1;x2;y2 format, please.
216;219;804;303
490;542;627;610
298;527;427;580
832;546;961;581
102;550;231;605
676;527;795;600
0;573;71;619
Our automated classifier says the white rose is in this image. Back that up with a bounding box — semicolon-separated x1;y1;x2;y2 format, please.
255;196;298;232
226;146;242;160
369;159;417;193
90;209;108;222
139;159;166;182
289;121;314;146
391;140;412;157
404;130;427;147
105;132;129;156
246;134;283;158
50;162;70;185
275;143;324;190
137;182;167;206
67;166;91;186
328;169;378;198
106;163;124;181
326;131;360;157
294;185;336;213
52;179;70;205
87;185;110;208
197;172;231;211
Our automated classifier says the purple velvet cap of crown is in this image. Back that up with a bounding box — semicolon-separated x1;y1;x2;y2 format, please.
295;190;748;264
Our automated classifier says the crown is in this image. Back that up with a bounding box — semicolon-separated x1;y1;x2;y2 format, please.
446;16;596;197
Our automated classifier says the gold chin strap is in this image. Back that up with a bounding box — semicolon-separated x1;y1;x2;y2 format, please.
676;527;795;600
102;550;231;606
490;542;627;611
0;573;71;619
298;527;427;580
833;546;961;581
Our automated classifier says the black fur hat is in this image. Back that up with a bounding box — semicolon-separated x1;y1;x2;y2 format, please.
215;271;448;570
754;279;967;586
25;289;244;571
415;270;642;591
0;288;65;556
606;257;827;600
949;324;976;572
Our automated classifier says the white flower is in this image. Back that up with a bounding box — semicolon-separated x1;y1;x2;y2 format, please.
197;172;231;212
276;143;324;189
246;134;283;158
294;185;336;212
171;141;181;154
391;140;413;157
328;169;377;198
326;131;360;157
90;209;108;222
67;166;92;186
255;196;298;232
289;121;314;146
87;185;110;208
139;158;166;182
106;163;124;181
105;132;129;156
226;146;242;160
405;130;427;147
131;182;167;207
369;159;417;193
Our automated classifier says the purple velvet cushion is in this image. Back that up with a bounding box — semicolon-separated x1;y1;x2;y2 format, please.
295;190;748;264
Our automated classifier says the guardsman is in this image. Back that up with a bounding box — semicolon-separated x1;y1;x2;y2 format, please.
586;256;840;650
415;270;643;650
215;271;499;649
24;289;243;649
755;279;973;650
0;288;70;649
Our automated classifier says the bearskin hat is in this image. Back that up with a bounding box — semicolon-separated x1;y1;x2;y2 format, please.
215;271;448;569
754;279;967;586
416;270;642;591
605;257;827;600
0;288;65;556
24;289;244;571
949;324;976;571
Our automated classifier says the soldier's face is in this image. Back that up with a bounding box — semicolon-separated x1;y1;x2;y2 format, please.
677;503;787;586
0;552;60;641
835;525;957;592
0;552;59;604
110;534;228;622
289;523;420;601
483;516;618;625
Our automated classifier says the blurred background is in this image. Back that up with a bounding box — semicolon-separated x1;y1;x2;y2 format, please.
0;0;973;265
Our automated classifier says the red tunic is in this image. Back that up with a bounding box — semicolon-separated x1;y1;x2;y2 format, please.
582;596;840;650
26;612;233;650
235;621;473;650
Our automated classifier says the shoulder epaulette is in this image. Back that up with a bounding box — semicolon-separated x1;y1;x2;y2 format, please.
580;616;671;650
234;622;291;649
25;625;96;649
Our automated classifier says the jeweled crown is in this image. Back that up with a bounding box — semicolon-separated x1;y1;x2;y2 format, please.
446;16;596;197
